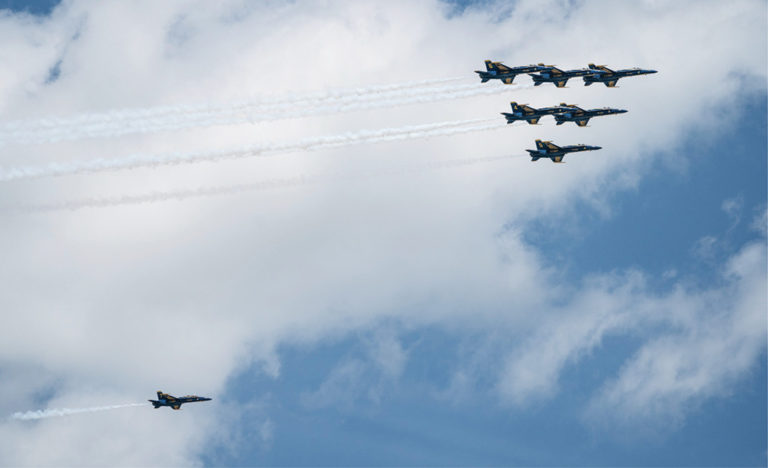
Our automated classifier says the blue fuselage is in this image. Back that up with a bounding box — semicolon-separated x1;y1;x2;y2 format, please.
526;145;601;162
476;65;545;83
502;105;567;123
583;69;656;85
555;107;627;125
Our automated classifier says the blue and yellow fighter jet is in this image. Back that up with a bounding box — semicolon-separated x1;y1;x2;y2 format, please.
529;66;599;88
149;391;211;410
554;103;627;127
526;139;601;163
583;64;657;87
501;102;570;125
475;60;551;84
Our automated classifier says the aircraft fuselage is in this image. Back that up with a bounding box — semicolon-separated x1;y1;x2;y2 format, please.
149;391;212;410
583;68;657;86
530;68;599;87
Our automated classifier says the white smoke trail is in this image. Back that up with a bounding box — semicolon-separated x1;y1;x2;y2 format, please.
0;81;524;145
0;118;508;181
0;82;486;143
9;403;146;421
1;76;465;131
9;154;522;213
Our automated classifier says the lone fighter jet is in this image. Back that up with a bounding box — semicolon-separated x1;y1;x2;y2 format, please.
583;64;657;87
149;391;212;410
526;139;601;163
501;102;571;125
554;103;627;127
529;66;600;88
475;60;551;84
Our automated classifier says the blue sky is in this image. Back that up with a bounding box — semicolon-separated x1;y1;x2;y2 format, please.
198;92;768;465
0;1;765;466
205;94;767;466
0;0;57;16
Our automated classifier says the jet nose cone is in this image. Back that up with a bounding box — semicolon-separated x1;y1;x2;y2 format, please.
647;69;658;74
617;109;628;113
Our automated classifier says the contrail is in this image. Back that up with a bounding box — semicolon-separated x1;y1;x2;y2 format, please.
0;118;508;181
2;76;466;131
8;154;523;213
9;403;146;420
0;81;525;145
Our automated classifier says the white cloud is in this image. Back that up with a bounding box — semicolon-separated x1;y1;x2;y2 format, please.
0;0;765;464
722;195;744;223
589;241;766;427
691;234;718;260
750;205;767;236
300;327;407;409
496;240;765;417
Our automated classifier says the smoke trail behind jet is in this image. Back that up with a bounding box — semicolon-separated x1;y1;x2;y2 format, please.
0;81;525;145
7;154;522;213
9;403;146;420
1;76;465;132
0;119;507;181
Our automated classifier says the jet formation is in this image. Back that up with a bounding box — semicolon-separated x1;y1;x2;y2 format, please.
479;59;656;162
476;60;656;88
149;391;212;410
502;102;627;127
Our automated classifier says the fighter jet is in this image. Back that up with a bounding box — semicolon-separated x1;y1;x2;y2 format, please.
582;64;657;87
501;102;570;125
475;60;551;84
526;139;601;163
149;391;212;410
554;103;627;127
529;66;601;88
